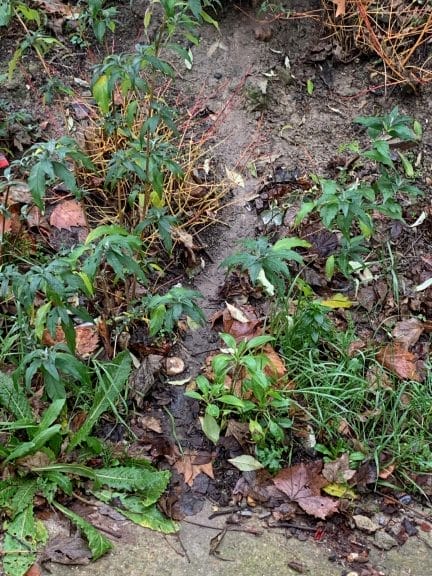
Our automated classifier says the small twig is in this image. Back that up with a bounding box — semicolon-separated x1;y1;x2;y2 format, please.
267;522;317;532
208;507;242;519
183;519;262;535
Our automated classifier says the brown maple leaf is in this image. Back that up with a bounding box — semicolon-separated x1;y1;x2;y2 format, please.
273;462;339;520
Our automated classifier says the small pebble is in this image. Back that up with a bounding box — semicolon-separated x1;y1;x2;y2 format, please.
214;72;222;80
254;24;272;42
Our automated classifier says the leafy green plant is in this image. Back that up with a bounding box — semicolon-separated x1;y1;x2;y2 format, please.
0;1;61;79
143;285;205;338
0;355;176;576
78;0;117;43
296;109;423;278
186;333;293;472
135;206;178;254
11;137;94;209
221;236;310;297
354;106;422;141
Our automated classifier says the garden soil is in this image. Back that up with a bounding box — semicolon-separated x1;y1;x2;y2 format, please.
3;0;432;573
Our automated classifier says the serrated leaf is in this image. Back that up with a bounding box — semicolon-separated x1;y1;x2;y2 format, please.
228;455;264;471
94;467;170;504
0;372;33;421
119;504;178;533
54;502;112;560
3;506;38;576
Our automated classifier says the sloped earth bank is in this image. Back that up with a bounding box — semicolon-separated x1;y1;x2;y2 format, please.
42;0;432;575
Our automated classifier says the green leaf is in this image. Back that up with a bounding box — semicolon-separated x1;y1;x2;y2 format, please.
149;303;166;337
3;506;38;576
273;237;311;251
398;152;414;178
306;79;314;95
68;352;132;450
53;502;112;560
37;399;65;432
92;73;111;115
325;255;335;280
85;224;130;244
0;371;33;421
228;455;264;471
28;162;48;209
94;467;170;504
200;412;220;444
119;504;178;533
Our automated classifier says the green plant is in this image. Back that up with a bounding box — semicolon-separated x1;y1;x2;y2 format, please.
78;0;117;43
0;1;61;79
143;285;205;338
0;356;176;576
221;236;310;297
186;333;293;472
10;137;94;209
354;106;422;141
296;109;423;278
135;206;178;253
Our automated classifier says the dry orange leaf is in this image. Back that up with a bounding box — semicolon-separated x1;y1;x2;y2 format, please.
263;344;286;379
332;0;346;17
50;199;87;231
174;450;214;486
25;564;41;576
376;343;422;382
42;323;99;358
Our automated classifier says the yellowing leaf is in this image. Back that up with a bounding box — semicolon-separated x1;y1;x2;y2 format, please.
225;167;245;188
323;483;357;499
92;74;110;115
320;294;354;309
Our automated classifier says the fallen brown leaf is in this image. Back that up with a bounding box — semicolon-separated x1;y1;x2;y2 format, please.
332;0;346;17
25;565;41;576
50;200;87;231
376;343;422;381
322;453;356;483
392;318;424;349
273;462;339;519
262;344;286;379
222;303;262;341
42;324;99;358
139;415;162;433
174;450;214;487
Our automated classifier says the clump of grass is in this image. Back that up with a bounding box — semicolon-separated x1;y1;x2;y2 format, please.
271;297;432;491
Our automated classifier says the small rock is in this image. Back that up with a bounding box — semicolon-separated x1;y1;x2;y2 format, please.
353;514;380;533
374;530;398;550
254;24;272;42
164;356;185;375
214;72;222;80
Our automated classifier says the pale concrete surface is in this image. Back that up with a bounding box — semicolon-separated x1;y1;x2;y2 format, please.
44;501;432;576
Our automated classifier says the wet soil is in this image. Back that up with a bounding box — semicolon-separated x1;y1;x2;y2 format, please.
2;0;432;573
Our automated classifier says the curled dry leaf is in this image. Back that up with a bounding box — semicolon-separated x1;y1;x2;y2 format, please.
273;462;339;520
376;343;423;382
218;303;262;341
42;324;100;358
50;199;87;231
174;450;214;487
392;318;424;349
